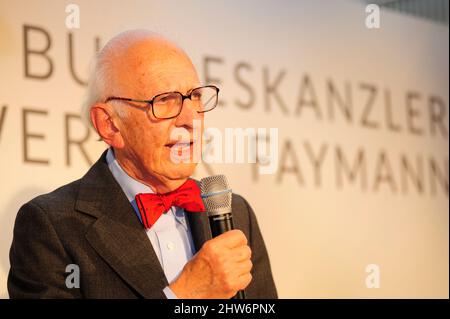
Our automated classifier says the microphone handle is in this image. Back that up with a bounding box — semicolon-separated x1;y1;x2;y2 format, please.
208;213;246;300
209;213;234;237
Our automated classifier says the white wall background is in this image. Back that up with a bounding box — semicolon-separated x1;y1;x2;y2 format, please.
0;0;448;298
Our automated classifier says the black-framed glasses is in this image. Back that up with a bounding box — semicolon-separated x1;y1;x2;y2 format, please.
104;85;219;119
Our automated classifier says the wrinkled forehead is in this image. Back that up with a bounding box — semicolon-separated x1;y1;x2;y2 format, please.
111;39;200;98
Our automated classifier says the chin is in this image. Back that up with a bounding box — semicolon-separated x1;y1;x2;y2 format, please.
163;162;197;180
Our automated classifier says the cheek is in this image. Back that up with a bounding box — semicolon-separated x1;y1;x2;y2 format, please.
119;115;155;154
128;123;145;144
142;123;174;163
121;113;180;168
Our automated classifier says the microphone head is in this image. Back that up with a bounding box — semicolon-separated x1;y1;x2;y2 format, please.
200;175;232;216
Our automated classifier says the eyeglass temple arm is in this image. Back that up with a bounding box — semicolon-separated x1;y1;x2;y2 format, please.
105;96;152;104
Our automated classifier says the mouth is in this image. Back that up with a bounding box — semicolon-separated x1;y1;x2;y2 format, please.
165;140;197;161
165;140;195;148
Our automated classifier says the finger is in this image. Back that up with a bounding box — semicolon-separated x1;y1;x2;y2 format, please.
219;229;248;248
231;245;252;262
233;259;253;277
237;272;253;290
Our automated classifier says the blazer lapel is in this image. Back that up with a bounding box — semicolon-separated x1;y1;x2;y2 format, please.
75;151;168;298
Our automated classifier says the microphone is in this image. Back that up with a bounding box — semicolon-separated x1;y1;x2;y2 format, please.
200;175;246;300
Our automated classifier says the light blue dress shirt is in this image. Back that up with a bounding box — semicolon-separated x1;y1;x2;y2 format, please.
106;148;196;299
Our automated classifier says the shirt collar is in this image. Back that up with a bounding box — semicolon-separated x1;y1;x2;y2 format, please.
105;148;188;227
106;148;154;202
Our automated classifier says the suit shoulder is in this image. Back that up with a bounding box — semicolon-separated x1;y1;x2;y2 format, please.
231;193;256;232
231;193;252;213
24;178;82;217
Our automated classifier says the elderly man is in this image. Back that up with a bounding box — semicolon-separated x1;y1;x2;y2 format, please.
8;30;277;299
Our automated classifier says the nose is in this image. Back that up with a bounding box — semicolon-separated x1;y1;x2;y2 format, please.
174;97;203;129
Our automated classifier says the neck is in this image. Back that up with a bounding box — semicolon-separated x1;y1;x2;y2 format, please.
113;149;187;193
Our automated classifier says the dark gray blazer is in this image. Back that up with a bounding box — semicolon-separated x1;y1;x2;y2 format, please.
8;151;277;299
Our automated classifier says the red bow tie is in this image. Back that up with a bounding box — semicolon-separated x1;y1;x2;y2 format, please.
135;179;205;229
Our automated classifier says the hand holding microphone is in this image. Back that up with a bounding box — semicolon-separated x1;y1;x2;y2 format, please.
169;229;252;299
169;175;252;299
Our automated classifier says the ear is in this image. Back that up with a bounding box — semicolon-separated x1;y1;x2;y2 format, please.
90;103;125;149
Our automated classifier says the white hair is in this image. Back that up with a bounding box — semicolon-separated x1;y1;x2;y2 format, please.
81;29;166;129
